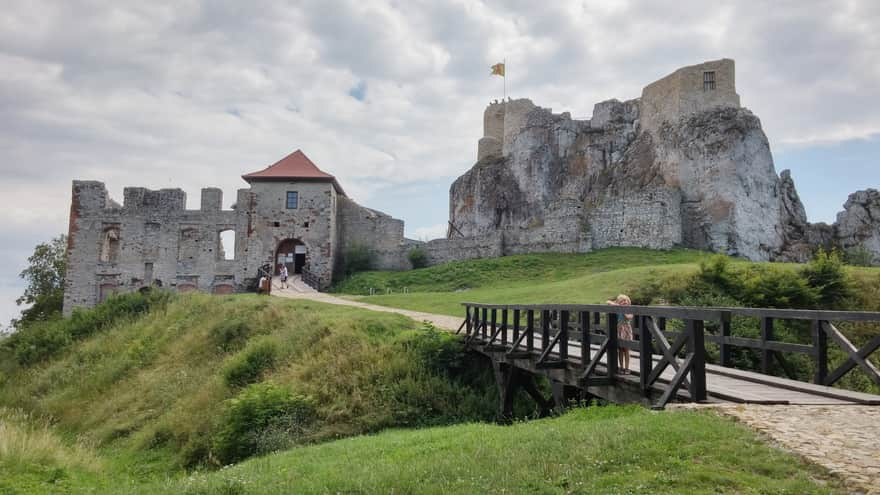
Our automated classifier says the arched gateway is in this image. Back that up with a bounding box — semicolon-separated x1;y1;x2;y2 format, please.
275;239;306;275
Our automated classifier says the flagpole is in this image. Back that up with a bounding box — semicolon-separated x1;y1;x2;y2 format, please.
503;57;506;101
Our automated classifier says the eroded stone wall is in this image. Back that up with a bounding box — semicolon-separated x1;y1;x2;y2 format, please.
63;181;239;314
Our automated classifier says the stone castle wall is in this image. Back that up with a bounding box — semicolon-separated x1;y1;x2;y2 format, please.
336;196;409;271
63;181;240;314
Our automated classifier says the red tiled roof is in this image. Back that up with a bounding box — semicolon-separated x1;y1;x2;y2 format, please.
242;149;345;195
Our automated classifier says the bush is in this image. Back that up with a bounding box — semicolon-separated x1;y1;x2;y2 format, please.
398;322;466;373
222;339;279;387
802;249;852;308
845;245;875;267
213;382;315;464
342;243;375;277
2;290;173;366
408;248;429;269
209;319;253;353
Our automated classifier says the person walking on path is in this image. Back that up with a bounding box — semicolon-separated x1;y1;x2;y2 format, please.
279;264;289;289
606;294;634;373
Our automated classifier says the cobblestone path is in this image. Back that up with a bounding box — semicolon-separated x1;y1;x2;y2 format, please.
675;404;880;494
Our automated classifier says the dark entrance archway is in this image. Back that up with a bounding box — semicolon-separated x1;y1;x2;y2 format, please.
275;239;306;275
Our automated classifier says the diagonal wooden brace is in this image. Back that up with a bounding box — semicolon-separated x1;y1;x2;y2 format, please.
823;322;880;386
646;321;690;388
654;354;694;409
579;338;609;380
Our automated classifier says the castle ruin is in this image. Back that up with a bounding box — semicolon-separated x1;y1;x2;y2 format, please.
63;59;880;313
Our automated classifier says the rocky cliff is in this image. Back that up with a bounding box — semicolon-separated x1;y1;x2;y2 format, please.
448;59;879;263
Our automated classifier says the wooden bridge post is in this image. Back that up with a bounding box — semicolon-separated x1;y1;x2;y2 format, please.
526;310;535;351
490;309;497;343
761;317;774;373
687;319;707;401
465;306;471;335
719;311;732;367
501;309;508;345
639;315;652;394
607;313;619;378
541;310;551;354
481;308;488;340
559;310;569;360
513;309;521;343
813;319;828;385
580;311;590;367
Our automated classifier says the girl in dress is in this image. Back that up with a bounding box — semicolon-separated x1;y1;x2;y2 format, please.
606;294;634;373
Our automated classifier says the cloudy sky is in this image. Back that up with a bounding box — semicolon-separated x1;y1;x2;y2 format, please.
1;0;879;326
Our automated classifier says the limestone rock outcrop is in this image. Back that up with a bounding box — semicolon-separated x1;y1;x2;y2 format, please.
447;59;878;264
835;189;880;264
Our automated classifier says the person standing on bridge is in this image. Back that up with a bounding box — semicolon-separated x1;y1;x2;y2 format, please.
607;294;634;373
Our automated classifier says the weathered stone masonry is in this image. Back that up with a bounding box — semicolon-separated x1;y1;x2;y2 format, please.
63;150;410;314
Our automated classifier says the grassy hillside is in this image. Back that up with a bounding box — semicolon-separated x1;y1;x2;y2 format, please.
334;248;880;317
333;248;718;316
0;289;849;493
18;406;843;495
0;293;498;485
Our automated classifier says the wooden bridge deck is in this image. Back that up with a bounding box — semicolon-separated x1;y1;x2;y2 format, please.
461;303;880;411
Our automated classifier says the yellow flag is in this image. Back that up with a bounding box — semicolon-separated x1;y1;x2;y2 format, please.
490;62;505;77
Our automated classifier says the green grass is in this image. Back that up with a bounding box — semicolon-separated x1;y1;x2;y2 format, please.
333;248;714;317
0;293;497;482
126;406;842;495
334;248;880;317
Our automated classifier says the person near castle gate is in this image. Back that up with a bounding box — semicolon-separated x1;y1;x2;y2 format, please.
606;294;634;373
279;264;289;289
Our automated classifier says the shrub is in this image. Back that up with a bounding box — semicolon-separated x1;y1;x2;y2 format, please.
342;243;375;277
845;245;875;267
738;265;818;309
209;319;252;353
408;248;429;269
802;249;852;308
222;339;279;387
213;382;315;464
398;322;466;373
2;289;174;366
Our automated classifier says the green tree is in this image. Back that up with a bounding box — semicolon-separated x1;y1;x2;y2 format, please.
13;234;67;328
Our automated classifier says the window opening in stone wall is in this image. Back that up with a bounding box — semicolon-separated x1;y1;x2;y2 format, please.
286;191;298;209
218;229;236;260
303;221;309;228
178;228;200;261
100;227;120;262
703;71;716;90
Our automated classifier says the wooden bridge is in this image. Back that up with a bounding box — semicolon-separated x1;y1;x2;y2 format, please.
458;303;880;414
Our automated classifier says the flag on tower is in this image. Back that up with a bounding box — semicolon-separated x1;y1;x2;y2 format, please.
490;62;505;77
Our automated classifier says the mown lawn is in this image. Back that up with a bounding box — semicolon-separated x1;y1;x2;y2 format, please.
125;406;843;495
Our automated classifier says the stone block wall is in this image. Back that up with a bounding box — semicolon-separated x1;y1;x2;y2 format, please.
63;181;239;314
588;188;682;250
335;196;409;272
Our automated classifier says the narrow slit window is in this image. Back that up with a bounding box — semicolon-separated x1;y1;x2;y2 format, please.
703;71;716;91
286;191;298;209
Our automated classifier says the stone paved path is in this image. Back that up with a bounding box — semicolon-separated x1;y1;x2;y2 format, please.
673;403;880;494
274;281;880;494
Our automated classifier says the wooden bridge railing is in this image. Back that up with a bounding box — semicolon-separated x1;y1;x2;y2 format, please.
459;303;880;408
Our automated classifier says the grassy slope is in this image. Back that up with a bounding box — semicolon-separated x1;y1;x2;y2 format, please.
0;293;497;492
132;406;842;495
334;248;880;317
333;248;714;316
